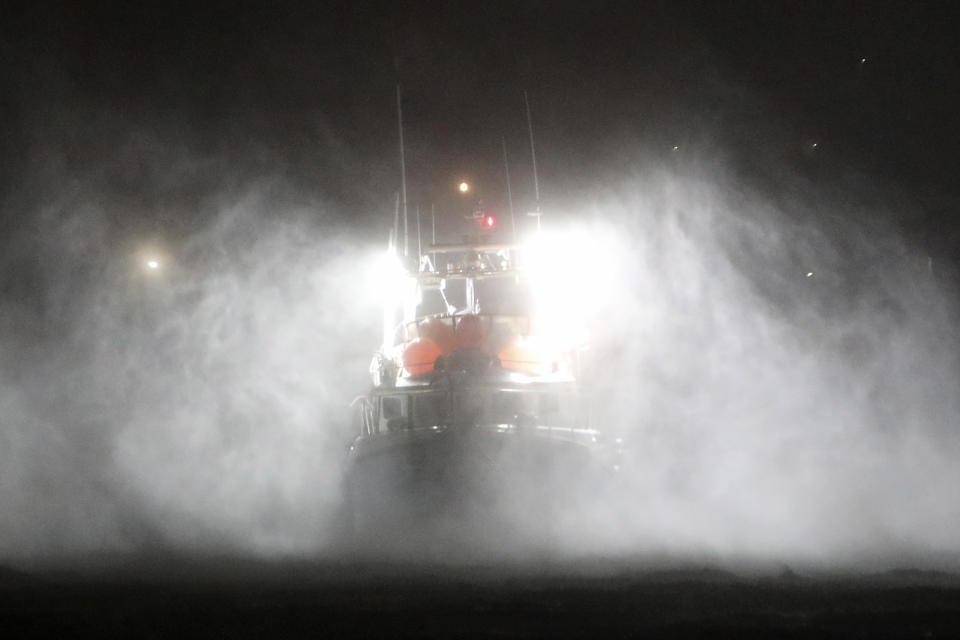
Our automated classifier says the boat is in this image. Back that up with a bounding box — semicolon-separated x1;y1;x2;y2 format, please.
341;215;623;552
340;87;621;552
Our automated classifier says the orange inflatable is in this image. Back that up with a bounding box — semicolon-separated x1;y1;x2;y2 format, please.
417;317;456;355
498;337;556;376
454;314;486;350
402;338;444;375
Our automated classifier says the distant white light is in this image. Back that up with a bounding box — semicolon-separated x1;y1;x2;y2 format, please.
806;271;814;278
811;142;818;149
860;57;867;64
147;260;159;270
458;181;470;193
672;145;679;151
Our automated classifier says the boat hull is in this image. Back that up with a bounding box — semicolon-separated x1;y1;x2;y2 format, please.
341;426;613;555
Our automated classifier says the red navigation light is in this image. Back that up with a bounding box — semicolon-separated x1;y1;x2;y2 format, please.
482;214;497;229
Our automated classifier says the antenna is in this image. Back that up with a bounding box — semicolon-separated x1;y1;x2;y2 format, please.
431;203;436;244
416;203;422;261
392;191;400;255
502;137;516;242
524;90;541;231
396;84;409;257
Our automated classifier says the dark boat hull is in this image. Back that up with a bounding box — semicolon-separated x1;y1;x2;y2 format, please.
342;426;613;555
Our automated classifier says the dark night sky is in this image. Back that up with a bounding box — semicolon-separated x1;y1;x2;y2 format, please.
2;1;960;255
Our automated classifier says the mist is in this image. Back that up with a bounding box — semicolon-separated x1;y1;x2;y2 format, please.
0;166;383;560
1;123;958;575
557;160;960;570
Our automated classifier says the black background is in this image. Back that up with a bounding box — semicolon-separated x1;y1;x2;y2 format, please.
3;1;959;247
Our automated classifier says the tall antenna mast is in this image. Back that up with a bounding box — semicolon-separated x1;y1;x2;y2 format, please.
392;191;400;254
415;203;422;261
396;84;409;257
502;137;516;242
524;90;541;231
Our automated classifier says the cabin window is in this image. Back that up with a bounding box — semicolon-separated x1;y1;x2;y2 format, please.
442;390;581;428
441;278;467;312
379;395;407;432
474;278;533;315
417;290;448;317
412;392;447;428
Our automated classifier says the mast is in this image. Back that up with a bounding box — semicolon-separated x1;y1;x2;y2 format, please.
396;84;409;257
524;90;541;231
416;203;422;262
392;191;400;255
502;137;516;242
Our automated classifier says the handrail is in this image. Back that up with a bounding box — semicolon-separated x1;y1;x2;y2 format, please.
394;313;532;345
427;242;518;253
